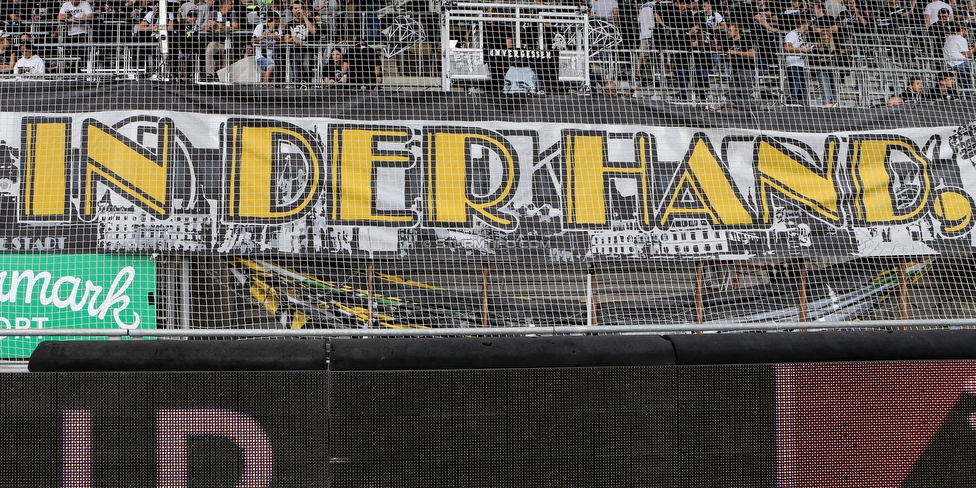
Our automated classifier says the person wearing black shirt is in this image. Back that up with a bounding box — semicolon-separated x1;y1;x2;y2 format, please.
750;0;780;72
934;70;961;100
348;41;382;88
480;6;513;92
673;0;709;101
887;74;927;105
718;22;756;109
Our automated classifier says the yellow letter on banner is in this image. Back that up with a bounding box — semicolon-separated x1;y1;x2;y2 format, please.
756;137;839;222
660;135;752;226
21;118;70;220
84;119;174;219
425;128;517;228
330;126;413;224
563;131;651;228
850;135;930;223
226;120;322;222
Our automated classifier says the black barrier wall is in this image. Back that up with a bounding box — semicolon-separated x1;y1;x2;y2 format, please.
10;363;976;487
13;332;976;487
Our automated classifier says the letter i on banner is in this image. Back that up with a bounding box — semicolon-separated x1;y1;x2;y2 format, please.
21;118;71;220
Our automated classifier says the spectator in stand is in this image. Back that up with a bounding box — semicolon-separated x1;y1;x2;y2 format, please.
702;0;726;30
875;0;910;31
253;11;283;84
810;28;838;106
135;4;174;74
924;0;953;25
934;70;961;99
323;47;347;84
838;0;870;31
619;0;641;51
591;0;620;26
635;0;667;83
0;31;15;73
313;0;339;44
201;0;242;81
14;37;45;75
780;0;808;17
53;0;94;73
928;8;953;54
751;0;781;72
783;15;814;104
887;74;928;105
717;22;756;109
944;22;972;97
8;0;32;25
284;0;317;84
673;0;710;101
347;40;382;89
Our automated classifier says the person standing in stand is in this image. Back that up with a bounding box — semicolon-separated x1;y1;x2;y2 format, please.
635;0;667;84
53;0;94;73
717;22;755;109
284;0;317;85
0;31;16;73
783;15;814;105
944;22;973;98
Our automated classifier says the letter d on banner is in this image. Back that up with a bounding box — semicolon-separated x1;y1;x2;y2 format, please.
225;119;322;223
158;409;273;488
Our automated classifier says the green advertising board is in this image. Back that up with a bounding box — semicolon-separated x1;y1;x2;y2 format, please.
0;254;156;359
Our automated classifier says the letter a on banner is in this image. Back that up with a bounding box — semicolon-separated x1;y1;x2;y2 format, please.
660;134;752;226
82;119;176;220
21;117;71;221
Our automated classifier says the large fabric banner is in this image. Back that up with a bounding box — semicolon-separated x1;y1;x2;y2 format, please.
4;111;976;259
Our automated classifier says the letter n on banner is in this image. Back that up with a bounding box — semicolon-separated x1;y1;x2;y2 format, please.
82;119;175;220
225;119;323;223
21;117;71;221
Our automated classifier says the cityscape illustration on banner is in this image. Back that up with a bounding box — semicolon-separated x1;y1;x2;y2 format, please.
5;113;976;260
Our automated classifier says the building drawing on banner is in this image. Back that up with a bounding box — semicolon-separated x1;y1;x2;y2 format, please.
97;196;216;252
589;220;650;257
652;218;747;259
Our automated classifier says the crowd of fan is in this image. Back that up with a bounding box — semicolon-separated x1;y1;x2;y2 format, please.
0;0;971;104
0;0;387;85
583;0;975;106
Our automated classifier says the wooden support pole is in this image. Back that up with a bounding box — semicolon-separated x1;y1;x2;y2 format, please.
366;259;374;329
482;263;490;328
695;261;705;325
798;259;808;323
899;257;910;324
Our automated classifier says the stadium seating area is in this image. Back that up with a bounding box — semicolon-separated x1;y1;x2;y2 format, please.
0;0;973;107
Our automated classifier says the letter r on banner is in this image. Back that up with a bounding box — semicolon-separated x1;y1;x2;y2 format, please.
158;409;274;488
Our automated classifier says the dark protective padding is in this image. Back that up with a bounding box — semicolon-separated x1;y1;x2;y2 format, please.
27;340;330;372
668;329;976;365
0;81;972;131
329;335;677;371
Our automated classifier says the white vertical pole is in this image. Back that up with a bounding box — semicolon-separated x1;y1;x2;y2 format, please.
158;0;170;76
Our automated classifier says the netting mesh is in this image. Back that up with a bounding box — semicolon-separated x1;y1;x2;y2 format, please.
4;0;976;359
